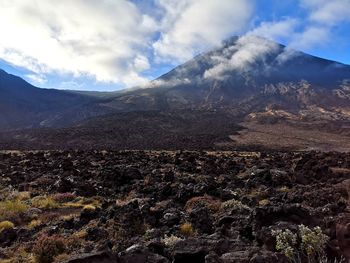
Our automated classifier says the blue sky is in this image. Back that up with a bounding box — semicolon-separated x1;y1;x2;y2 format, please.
0;0;349;91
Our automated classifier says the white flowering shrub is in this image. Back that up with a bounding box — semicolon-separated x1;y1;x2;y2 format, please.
161;235;184;247
272;229;297;260
221;199;251;211
272;225;330;263
299;224;329;258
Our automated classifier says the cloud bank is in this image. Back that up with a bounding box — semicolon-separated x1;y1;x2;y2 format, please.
153;0;253;63
0;0;253;88
0;0;349;89
0;0;156;86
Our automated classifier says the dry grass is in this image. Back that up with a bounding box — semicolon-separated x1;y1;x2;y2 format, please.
63;196;100;209
51;193;76;203
82;205;96;211
185;195;222;213
179;222;195;237
28;220;42;230
72;230;88;239
247;188;268;199
33;235;66;263
0;221;14;232
0;200;28;221
278;186;291;193
11;191;31;201
2;247;34;263
258;199;270;206
53;254;70;263
31;196;59;210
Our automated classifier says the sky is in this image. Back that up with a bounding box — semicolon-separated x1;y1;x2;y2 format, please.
0;0;349;91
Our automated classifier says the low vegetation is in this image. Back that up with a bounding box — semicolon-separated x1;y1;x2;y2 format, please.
0;221;14;232
31;196;59;210
221;199;250;211
0;151;348;262
161;235;184;247
272;225;329;263
0;199;28;222
185;195;221;213
33;235;66;263
179;222;195;236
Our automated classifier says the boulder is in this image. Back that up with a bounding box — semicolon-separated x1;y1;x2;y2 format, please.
0;228;17;247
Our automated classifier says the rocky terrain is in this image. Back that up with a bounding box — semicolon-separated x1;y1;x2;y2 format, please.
0;150;350;262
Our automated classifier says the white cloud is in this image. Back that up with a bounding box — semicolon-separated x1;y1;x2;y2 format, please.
0;0;253;88
133;55;151;72
293;0;350;51
204;36;279;79
301;0;350;25
0;0;157;86
289;26;330;50
153;0;253;63
248;18;299;42
25;74;47;85
241;0;350;63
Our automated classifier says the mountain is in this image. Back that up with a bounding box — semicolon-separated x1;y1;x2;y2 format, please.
0;36;349;151
99;36;350;116
0;69;115;130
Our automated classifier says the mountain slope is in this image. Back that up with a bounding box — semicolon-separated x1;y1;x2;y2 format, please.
0;36;349;150
99;36;350;116
0;70;115;130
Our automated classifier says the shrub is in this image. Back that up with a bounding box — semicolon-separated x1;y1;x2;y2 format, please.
180;222;195;236
299;224;329;258
63;196;100;209
61;215;75;221
278;186;291;193
272;225;329;262
0;221;14;232
161;235;184;247
0;200;28;221
10;191;31;201
33;235;66;263
52;193;76;203
258;199;270;206
248;188;268;199
72;230;88;239
272;229;297;260
31;196;59;210
185;195;221;213
3;247;33;263
53;254;70;263
82;205;96;211
28;220;42;230
221;199;250;211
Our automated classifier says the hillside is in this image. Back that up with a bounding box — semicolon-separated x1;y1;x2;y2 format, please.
0;70;114;131
0;36;349;150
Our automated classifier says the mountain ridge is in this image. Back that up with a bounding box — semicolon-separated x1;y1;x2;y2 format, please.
0;36;349;150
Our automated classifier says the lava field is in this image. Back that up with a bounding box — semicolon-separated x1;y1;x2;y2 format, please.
0;150;350;262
